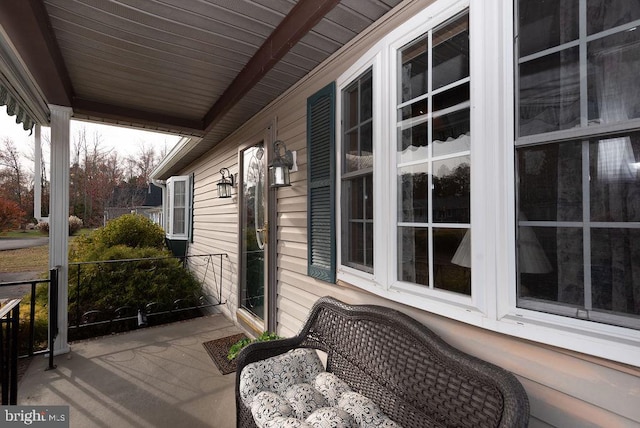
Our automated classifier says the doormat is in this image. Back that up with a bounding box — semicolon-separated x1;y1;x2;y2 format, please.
202;333;247;375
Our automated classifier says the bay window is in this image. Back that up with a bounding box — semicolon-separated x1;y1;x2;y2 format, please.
306;0;640;365
165;175;191;240
516;0;640;329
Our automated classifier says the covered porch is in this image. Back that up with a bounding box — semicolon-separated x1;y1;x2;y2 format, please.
18;314;240;427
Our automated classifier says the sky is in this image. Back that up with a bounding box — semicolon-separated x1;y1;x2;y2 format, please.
0;105;181;175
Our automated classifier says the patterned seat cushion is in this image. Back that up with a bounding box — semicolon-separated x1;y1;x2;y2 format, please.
240;348;326;407
240;349;402;428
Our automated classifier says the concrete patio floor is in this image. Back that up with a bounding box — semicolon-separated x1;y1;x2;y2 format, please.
18;313;243;428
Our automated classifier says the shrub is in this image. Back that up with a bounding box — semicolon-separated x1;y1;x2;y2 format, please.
35;215;85;236
68;215;83;235
68;215;201;334
75;214;165;254
18;283;50;355
0;198;25;232
37;221;49;235
68;245;201;321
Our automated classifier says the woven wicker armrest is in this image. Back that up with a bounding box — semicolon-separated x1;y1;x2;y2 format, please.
235;297;529;428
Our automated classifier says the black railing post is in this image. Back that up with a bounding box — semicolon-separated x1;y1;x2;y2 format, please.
0;299;21;405
76;264;81;330
29;281;37;356
10;303;19;405
47;267;59;371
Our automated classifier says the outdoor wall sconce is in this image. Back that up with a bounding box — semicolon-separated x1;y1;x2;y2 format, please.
217;167;234;198
269;140;295;188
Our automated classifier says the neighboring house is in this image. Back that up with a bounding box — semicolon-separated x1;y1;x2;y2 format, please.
103;183;164;226
152;2;640;426
1;0;638;426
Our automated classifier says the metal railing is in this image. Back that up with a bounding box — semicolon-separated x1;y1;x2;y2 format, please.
0;299;20;405
0;268;59;403
68;253;227;340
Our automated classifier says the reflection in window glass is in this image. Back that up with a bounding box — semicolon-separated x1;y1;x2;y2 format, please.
342;69;374;273
516;0;640;328
519;49;580;136
433;156;470;224
397;11;470;293
587;29;640;126
173;181;186;234
518;0;579;57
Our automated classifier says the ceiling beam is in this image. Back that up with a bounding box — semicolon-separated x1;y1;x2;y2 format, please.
202;0;341;134
73;98;205;136
0;0;73;107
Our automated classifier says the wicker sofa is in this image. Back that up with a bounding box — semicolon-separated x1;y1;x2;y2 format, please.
235;297;529;428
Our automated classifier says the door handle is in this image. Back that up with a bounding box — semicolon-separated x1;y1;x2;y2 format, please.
256;222;268;246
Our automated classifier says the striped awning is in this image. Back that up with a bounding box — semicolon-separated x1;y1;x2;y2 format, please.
0;83;35;133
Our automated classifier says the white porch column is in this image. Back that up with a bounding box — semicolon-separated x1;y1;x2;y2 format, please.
33;124;42;221
48;104;72;354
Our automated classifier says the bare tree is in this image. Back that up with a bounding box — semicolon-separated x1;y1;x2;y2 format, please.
0;138;32;219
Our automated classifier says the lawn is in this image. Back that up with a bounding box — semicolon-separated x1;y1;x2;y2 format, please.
0;229;44;238
0;245;49;273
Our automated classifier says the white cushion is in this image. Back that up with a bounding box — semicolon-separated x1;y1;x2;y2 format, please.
250;391;294;428
284;383;329;419
313;372;352;406
338;392;402;427
240;348;325;407
305;407;355;428
240;349;402;428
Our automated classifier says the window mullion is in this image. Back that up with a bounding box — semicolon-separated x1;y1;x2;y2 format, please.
428;27;435;290
582;140;592;313
579;0;588;128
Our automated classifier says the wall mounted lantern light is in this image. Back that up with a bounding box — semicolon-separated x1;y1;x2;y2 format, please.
217;167;234;198
269;140;294;188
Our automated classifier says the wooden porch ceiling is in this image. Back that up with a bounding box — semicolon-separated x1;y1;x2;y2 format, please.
0;0;401;144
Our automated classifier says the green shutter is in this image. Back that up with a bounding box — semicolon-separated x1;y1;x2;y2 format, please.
307;82;336;283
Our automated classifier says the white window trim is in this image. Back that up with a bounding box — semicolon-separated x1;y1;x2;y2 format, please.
165;175;191;240
332;0;640;367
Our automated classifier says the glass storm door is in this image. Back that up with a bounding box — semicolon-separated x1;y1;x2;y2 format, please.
240;143;267;321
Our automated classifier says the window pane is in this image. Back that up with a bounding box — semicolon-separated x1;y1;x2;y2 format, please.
587;29;640;126
587;0;640;35
345;84;359;129
344;130;359;173
518;227;583;306
433;83;469;113
433;109;470;157
519;48;581;136
400;99;427;122
591;228;640;317
174;181;186;207
433;156;470;223
590;133;640;222
518;0;579;57
361;122;373;164
173;207;185;234
434;228;470;295
365;174;373;220
398;163;429;223
398;227;429;286
517;141;583;222
347;222;364;265
433;13;469;90
398;121;428;164
361;72;373;120
400;36;428;103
